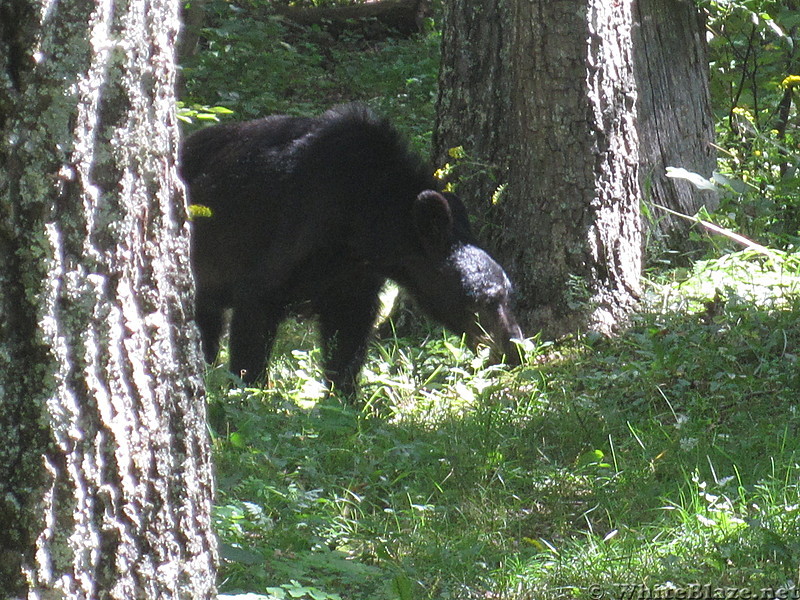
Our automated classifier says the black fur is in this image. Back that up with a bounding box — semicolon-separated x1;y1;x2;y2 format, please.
181;103;522;396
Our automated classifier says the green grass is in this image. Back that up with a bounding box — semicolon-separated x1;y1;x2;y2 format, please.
180;1;440;153
180;7;800;598
209;250;800;600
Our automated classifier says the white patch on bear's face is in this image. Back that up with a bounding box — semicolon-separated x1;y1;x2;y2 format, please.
444;244;523;363
447;244;512;301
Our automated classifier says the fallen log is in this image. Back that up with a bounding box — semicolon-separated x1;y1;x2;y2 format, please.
273;0;430;37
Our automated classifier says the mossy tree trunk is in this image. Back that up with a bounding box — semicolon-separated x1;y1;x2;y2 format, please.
435;0;642;337
0;1;217;597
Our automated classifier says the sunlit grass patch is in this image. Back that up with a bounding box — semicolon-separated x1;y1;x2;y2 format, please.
496;464;800;600
209;252;800;600
651;249;800;312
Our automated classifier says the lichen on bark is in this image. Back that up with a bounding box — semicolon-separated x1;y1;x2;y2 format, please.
0;1;216;597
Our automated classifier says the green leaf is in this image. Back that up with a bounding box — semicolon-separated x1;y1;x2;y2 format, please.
390;574;415;600
220;543;263;565
188;204;213;219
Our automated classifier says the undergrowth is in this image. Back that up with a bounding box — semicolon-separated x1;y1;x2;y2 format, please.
179;0;440;153
210;251;800;600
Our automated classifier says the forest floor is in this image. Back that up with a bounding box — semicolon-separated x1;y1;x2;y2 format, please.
209;250;800;600
180;6;800;598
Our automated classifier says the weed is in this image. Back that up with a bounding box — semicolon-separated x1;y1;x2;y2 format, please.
209;250;800;599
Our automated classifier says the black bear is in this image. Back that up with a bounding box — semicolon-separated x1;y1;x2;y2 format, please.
180;103;522;396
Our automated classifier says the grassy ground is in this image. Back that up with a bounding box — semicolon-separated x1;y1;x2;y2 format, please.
210;250;800;600
180;6;800;598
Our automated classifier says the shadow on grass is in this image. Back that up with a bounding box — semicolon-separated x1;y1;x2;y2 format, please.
209;293;800;599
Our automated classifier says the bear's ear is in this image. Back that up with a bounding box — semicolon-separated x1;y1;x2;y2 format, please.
413;191;453;255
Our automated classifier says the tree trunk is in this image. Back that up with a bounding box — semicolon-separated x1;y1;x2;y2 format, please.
435;0;642;338
633;0;717;257
178;0;209;62
0;1;217;597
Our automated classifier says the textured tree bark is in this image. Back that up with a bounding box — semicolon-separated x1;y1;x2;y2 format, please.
634;0;717;256
0;1;217;597
435;0;642;338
